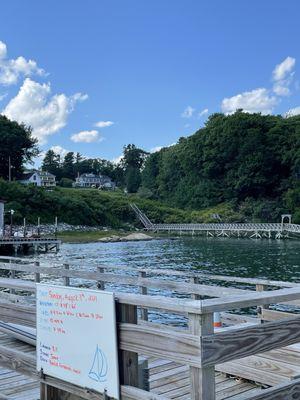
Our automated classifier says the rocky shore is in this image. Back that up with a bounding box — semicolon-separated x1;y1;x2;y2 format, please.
14;223;113;236
98;232;154;242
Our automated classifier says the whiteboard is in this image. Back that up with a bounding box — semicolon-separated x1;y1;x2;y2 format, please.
36;284;120;399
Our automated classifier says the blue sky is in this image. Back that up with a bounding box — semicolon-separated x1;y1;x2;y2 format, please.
0;0;300;162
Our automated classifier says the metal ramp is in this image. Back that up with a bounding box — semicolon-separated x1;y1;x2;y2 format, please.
130;203;154;229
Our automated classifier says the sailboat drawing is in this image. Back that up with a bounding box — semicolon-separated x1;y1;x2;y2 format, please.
88;345;108;382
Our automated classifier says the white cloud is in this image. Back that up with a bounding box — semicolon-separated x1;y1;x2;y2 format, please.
71;130;102;143
50;145;69;158
0;40;46;85
272;57;296;96
181;105;195;118
273;56;295;81
0;42;7;59
111;155;123;164
221;56;297;115
150;146;162;153
94;120;114;128
198;108;209;117
2;78;87;144
221;88;278;115
285;106;300;117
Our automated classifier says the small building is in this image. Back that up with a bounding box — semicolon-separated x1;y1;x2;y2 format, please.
19;171;56;187
74;173;116;189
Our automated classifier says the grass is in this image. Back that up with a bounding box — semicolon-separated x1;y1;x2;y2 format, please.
57;229;127;243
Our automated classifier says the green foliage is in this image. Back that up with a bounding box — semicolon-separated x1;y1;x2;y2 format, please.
0;115;38;180
59;178;74;188
42;150;62;179
42;150;124;185
141;112;300;221
0;180;198;227
122;144;149;193
137;186;154;199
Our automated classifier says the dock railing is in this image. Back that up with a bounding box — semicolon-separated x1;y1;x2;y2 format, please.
0;256;300;399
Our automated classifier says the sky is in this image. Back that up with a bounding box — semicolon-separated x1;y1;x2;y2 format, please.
0;0;300;163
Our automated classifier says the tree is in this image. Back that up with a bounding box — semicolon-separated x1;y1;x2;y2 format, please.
42;150;61;178
74;152;83;177
62;152;75;179
0;115;38;180
141;111;300;217
122;144;148;193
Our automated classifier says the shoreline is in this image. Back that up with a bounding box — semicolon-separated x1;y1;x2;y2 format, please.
56;229;163;244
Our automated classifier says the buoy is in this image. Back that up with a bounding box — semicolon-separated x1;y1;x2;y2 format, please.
213;312;222;328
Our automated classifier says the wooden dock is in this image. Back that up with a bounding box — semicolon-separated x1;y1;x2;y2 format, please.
130;203;300;238
0;237;60;255
0;256;300;398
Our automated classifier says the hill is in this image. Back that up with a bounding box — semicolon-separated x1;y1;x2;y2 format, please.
0;180;211;228
141;111;300;223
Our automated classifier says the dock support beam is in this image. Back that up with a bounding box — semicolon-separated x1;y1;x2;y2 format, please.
117;303;139;388
189;312;215;400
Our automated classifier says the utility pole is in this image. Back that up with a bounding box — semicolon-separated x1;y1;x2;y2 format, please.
9;209;14;237
37;217;40;237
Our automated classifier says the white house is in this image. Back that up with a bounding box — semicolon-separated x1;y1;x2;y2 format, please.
19;171;56;187
74;173;116;189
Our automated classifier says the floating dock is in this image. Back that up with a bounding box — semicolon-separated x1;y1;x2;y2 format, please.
131;203;300;238
0;256;299;398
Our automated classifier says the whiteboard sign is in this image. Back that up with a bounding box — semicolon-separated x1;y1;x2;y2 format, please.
36;284;120;399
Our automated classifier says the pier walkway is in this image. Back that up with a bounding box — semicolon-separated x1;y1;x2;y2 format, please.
0;237;60;255
130;203;300;238
0;256;300;398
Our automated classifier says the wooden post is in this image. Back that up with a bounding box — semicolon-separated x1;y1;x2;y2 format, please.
63;264;70;286
97;266;105;290
37;217;40;237
189;312;215;400
191;276;201;300
256;284;269;322
40;383;84;399
9;259;15;295
117;303;139;388
23;218;26;238
35;261;40;283
139;271;148;321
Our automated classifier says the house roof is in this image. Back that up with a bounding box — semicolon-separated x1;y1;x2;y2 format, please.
20;170;56;180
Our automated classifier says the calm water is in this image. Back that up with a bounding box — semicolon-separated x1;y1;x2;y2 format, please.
38;237;300;282
31;237;300;325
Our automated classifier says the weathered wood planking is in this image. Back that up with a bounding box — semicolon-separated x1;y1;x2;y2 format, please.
260;309;297;321
189;312;215;400
0;278;204;314
0;302;35;327
244;377;300;399
202;315;300;366
0;262;248;298
0;335;168;400
201;286;300;313
119;323;201;367
0;301;202;368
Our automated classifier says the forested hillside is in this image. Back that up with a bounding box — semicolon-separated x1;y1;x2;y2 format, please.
0;180;200;227
141;112;300;222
